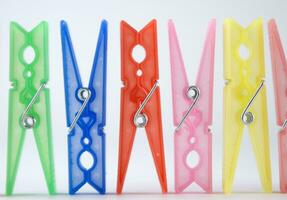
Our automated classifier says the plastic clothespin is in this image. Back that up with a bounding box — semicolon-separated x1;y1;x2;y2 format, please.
6;22;55;195
168;19;216;193
60;20;107;194
268;19;287;193
117;20;167;193
223;18;272;193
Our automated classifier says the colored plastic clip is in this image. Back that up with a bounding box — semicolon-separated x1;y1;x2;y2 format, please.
223;18;272;193
268;19;287;193
117;20;167;193
6;22;55;195
60;20;107;194
168;19;215;193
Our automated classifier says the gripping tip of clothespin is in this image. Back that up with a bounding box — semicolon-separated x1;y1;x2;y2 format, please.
223;18;232;23
101;19;108;28
151;18;157;23
208;19;216;35
168;21;176;38
99;20;108;37
168;19;175;28
269;18;275;24
210;18;216;24
268;19;276;30
210;19;216;29
60;20;67;27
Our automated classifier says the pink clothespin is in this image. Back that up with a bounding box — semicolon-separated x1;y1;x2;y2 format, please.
168;19;216;193
268;19;287;193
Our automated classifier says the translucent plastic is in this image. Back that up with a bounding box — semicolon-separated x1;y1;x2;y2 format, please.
7;22;55;195
60;20;107;194
223;18;272;193
268;19;287;193
117;20;167;193
168;19;215;193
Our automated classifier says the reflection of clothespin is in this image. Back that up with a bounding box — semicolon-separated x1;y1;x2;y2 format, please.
6;22;55;195
223;18;272;193
60;20;107;194
168;19;215;193
268;19;287;193
117;20;167;193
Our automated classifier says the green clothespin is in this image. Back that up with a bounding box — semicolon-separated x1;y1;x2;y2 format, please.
6;21;56;195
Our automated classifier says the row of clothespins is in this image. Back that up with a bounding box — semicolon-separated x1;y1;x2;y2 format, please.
3;17;287;195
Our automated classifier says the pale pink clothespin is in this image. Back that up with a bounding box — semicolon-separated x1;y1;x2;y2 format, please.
168;19;216;193
268;19;287;193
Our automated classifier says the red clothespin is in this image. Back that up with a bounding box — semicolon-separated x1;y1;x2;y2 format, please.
117;20;167;193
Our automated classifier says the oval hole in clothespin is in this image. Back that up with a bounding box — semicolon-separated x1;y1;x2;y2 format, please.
186;150;200;169
132;44;146;63
23;45;36;65
79;151;95;170
238;44;250;60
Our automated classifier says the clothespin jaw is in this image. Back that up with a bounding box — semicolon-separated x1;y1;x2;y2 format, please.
117;20;167;193
268;19;287;192
60;20;107;194
168;19;215;193
223;18;272;193
7;22;55;195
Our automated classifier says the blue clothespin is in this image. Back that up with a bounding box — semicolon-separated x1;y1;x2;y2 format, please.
60;20;107;194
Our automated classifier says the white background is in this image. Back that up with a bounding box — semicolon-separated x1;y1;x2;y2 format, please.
0;0;287;199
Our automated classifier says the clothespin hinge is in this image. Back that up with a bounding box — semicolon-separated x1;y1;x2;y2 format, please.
68;87;92;132
241;80;265;125
21;83;46;129
134;81;159;128
175;85;200;131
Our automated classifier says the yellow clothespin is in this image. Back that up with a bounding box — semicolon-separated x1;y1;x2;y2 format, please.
223;18;272;193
